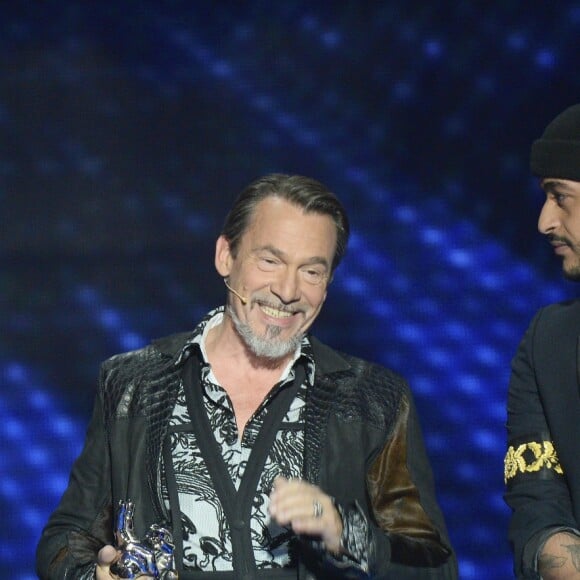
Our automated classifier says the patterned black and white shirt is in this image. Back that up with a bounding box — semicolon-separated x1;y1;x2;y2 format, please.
161;307;315;571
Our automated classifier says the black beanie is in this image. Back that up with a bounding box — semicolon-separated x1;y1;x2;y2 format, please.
530;103;580;181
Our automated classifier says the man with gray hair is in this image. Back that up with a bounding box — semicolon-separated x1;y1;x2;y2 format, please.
37;173;456;579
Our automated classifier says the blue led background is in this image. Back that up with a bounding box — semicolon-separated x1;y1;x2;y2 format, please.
2;2;579;577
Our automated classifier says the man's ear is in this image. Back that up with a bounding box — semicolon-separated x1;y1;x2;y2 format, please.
215;235;233;277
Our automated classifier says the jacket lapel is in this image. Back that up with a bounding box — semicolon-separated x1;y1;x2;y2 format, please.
303;337;352;485
145;332;195;521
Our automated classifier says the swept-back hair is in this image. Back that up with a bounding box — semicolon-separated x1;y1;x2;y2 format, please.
221;173;350;273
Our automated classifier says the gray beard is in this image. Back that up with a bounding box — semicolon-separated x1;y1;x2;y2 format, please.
227;304;303;360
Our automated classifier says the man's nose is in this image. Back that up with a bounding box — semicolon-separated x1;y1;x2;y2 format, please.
270;269;300;303
538;200;560;235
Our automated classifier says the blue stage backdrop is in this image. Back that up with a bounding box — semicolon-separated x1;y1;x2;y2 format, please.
1;3;579;578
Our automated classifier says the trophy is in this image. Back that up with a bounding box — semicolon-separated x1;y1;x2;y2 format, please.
109;500;178;579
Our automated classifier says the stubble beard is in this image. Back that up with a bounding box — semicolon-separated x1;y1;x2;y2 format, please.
543;234;580;281
227;304;304;360
563;257;580;281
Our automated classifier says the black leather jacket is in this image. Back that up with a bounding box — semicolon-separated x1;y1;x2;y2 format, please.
36;331;457;579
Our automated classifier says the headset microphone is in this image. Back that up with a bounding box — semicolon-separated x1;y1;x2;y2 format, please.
223;278;248;305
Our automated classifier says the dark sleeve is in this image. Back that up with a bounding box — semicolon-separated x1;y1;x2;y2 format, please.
35;385;114;580
309;388;456;579
504;309;577;579
365;391;458;579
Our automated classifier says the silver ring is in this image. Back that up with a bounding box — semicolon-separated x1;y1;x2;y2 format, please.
313;500;323;518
